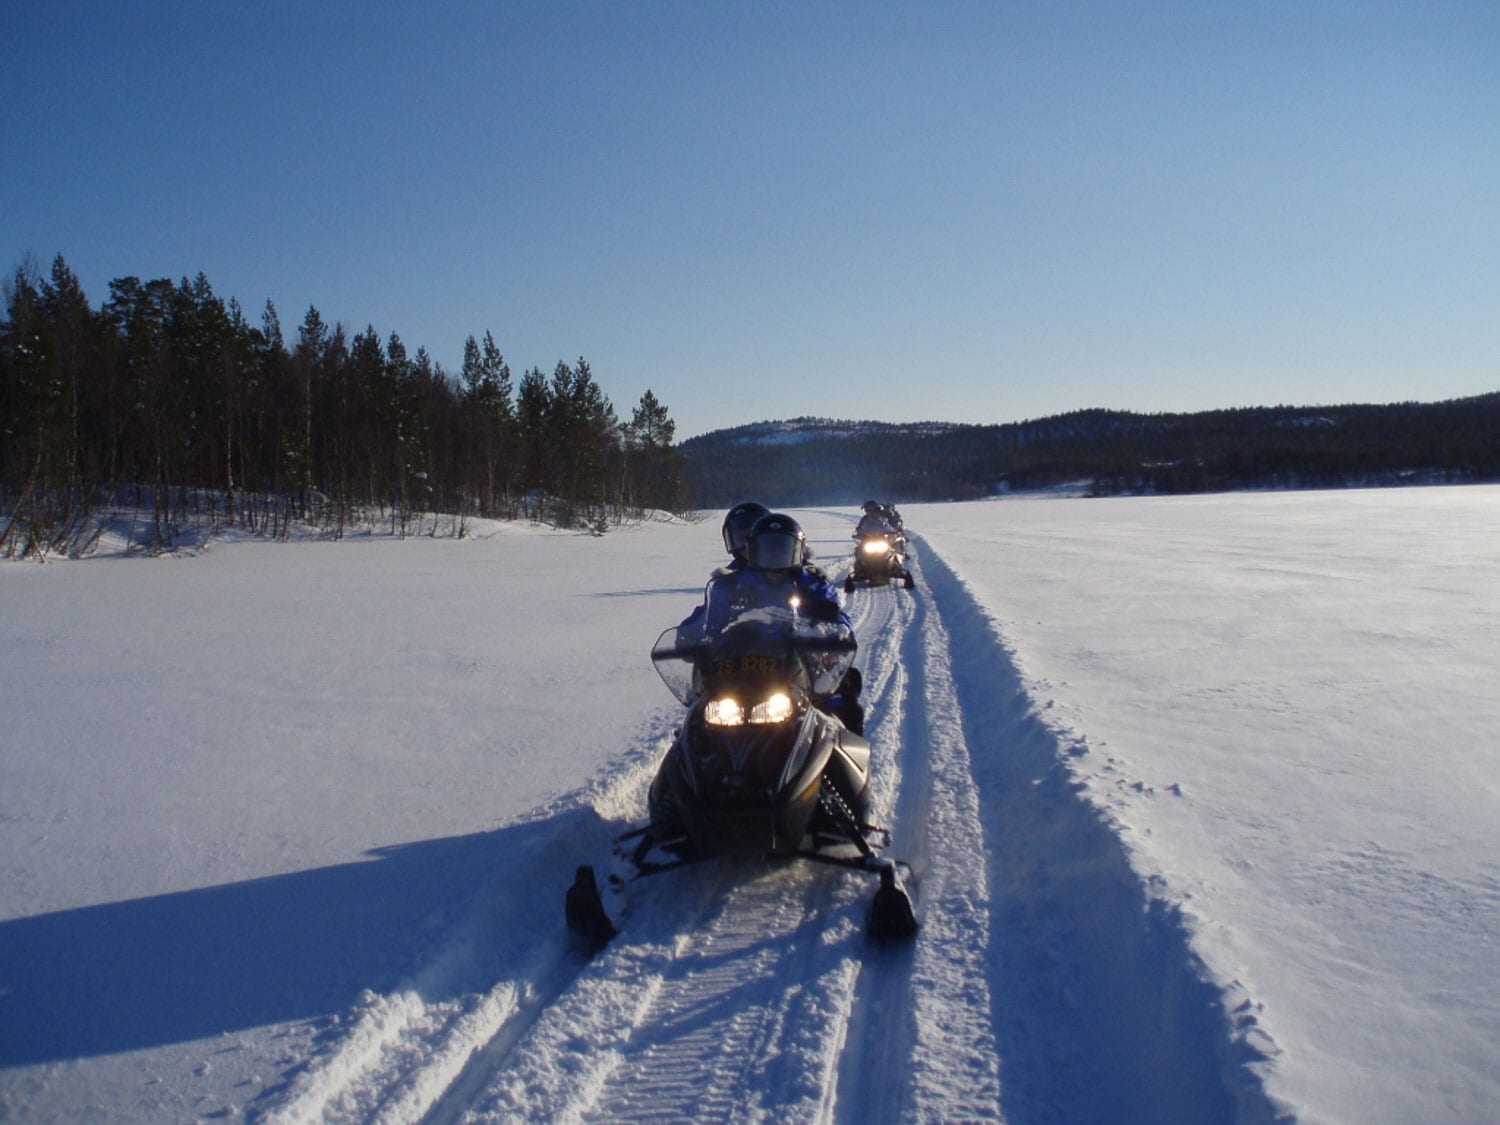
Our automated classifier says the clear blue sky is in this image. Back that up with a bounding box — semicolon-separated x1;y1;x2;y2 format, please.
5;2;1497;439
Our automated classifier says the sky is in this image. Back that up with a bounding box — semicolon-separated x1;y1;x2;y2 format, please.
5;1;1497;439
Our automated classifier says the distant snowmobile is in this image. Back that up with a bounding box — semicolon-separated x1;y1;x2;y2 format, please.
566;570;918;949
845;531;915;593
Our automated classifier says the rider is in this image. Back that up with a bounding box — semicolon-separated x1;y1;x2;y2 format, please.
854;500;892;540
682;510;865;734
742;513;865;735
693;501;837;615
743;512;848;626
676;500;769;640
675;500;769;636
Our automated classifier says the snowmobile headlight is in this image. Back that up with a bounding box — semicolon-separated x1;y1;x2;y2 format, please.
705;691;793;726
862;539;890;555
705;697;746;726
748;692;794;724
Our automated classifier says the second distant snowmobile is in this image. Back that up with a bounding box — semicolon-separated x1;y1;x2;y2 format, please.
845;531;915;592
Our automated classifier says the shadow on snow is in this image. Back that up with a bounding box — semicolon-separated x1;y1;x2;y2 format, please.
0;805;611;1069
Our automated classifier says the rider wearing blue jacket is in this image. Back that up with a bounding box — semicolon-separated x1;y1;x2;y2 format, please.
717;504;847;624
692;511;863;733
740;512;849;628
678;508;863;732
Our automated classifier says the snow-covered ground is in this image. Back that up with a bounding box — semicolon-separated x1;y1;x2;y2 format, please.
1;488;1496;1123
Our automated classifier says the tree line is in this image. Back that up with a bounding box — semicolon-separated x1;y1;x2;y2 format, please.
1;254;683;557
679;397;1500;507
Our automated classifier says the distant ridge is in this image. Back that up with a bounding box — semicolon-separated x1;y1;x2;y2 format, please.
679;395;1500;507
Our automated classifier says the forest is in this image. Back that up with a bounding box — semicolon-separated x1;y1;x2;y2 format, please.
7;253;1496;560
1;255;683;558
679;396;1500;507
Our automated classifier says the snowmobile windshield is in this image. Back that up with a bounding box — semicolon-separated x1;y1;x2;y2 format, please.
653;570;856;705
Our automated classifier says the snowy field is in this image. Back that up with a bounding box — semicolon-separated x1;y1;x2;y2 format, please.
1;487;1496;1123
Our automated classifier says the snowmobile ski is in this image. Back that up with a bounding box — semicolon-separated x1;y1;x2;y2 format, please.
565;864;616;951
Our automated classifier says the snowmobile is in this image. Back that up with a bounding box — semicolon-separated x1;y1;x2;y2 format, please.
566;569;918;949
844;531;915;593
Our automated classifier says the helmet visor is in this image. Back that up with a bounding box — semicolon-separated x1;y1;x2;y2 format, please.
751;531;801;570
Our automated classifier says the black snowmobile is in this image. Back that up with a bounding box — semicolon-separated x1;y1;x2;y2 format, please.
566;570;918;949
844;530;915;593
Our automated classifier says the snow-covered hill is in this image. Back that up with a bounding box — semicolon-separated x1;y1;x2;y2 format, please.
2;489;1496;1123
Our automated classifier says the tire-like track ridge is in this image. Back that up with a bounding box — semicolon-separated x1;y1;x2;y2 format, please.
260;722;680;1124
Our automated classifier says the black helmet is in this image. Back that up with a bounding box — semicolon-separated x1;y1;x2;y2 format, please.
862;500;881;514
721;501;769;559
746;512;806;570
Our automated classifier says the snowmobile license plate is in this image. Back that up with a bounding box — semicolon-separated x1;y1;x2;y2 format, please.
712;654;787;678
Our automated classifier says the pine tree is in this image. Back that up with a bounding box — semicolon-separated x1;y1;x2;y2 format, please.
547;358;618;524
515;366;550;514
458;331;514;515
623;389;682;511
0;264;62;554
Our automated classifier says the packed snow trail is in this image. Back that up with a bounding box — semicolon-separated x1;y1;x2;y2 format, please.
429;543;1002;1122
834;533;1004;1121
258;534;985;1123
258;514;1276;1124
